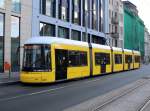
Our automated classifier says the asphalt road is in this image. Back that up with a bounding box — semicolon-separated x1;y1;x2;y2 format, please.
0;64;150;111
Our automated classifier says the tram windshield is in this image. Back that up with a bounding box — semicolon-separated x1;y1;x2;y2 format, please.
22;44;51;72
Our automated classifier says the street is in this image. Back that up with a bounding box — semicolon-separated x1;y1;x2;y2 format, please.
0;64;150;111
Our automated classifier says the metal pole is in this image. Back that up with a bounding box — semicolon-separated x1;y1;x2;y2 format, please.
85;11;88;43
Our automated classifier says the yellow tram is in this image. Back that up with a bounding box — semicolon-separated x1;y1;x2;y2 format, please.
20;37;141;83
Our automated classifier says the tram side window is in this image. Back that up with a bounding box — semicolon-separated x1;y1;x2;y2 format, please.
68;51;87;67
125;55;132;63
95;53;110;65
135;56;140;63
95;53;101;65
80;52;88;66
115;54;122;64
105;54;110;64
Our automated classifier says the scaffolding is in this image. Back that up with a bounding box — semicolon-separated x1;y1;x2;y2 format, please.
124;8;145;57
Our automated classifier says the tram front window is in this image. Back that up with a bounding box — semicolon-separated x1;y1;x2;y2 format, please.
22;44;51;72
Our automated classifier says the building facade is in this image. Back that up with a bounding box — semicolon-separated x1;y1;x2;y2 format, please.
0;0;32;72
144;28;150;63
123;1;138;16
123;1;145;58
32;0;109;44
108;0;124;48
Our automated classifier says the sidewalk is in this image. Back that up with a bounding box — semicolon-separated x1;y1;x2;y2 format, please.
0;72;20;85
64;76;150;111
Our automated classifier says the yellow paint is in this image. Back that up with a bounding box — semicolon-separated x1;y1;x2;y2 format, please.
113;51;123;72
20;42;141;84
21;43;90;83
67;66;90;79
21;44;55;83
20;71;55;83
134;63;140;68
53;43;90;80
124;51;134;70
133;53;141;69
92;48;112;75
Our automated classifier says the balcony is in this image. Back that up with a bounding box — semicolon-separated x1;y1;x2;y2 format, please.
111;16;119;24
111;33;119;38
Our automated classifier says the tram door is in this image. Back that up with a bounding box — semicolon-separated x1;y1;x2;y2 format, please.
128;61;131;70
101;56;106;74
55;49;68;80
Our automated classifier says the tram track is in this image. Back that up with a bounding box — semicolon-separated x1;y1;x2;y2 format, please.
137;97;150;111
64;78;149;111
93;79;148;111
91;78;150;111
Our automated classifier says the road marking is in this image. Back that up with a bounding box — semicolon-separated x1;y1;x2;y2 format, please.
0;77;104;102
0;84;73;102
0;81;19;84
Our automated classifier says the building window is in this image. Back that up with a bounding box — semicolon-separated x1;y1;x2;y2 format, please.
12;0;21;13
58;0;69;22
115;39;118;47
0;13;4;72
92;0;98;30
82;32;90;42
58;26;69;39
115;54;122;64
72;0;81;25
109;0;111;4
40;0;55;17
40;22;55;36
11;16;20;72
92;35;105;45
115;26;118;33
71;30;81;41
109;24;111;33
82;0;90;27
0;0;5;9
82;32;88;42
109;10;111;19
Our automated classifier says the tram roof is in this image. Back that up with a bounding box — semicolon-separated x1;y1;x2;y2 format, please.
112;47;123;52
24;37;139;54
91;43;111;50
124;49;133;53
25;37;112;50
24;36;89;47
133;50;140;54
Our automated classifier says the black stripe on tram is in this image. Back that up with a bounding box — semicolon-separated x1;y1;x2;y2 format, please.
88;43;93;77
111;47;114;73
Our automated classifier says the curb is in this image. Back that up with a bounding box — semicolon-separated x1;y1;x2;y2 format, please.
0;80;20;86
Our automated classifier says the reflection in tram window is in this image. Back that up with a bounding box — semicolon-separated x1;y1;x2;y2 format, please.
68;51;87;67
22;45;51;71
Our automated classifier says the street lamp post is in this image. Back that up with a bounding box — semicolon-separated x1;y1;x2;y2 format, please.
85;11;88;43
105;33;110;46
